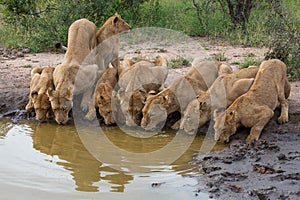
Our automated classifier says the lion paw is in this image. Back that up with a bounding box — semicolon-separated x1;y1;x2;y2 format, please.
246;135;259;143
85;110;96;121
278;115;288;124
80;101;89;112
171;120;181;130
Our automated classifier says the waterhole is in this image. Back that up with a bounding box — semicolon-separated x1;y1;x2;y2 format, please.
0;119;226;199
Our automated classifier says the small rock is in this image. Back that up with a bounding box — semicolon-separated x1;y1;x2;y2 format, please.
11;49;18;55
151;182;166;188
222;158;232;164
16;52;24;57
277;153;286;160
22;48;31;54
208;186;219;193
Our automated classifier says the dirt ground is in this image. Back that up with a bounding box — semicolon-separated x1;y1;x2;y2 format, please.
0;37;299;199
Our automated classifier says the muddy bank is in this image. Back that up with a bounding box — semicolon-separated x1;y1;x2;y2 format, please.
0;48;63;117
193;88;300;199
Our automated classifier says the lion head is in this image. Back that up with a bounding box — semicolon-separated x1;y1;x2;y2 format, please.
96;83;115;125
141;91;172;131
213;109;237;143
180;99;200;133
48;88;73;125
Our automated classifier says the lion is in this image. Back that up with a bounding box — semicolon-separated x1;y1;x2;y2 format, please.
93;13;131;72
26;66;55;120
180;66;259;133
213;59;290;143
117;57;168;127
49;18;98;125
85;67;119;124
141;60;233;131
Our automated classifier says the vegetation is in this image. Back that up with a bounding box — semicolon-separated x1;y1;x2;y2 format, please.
0;0;299;79
169;56;191;68
239;57;262;69
212;52;227;62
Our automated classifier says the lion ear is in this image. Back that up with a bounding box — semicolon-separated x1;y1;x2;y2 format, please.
227;110;236;124
163;95;169;102
213;108;224;120
138;88;146;94
47;88;53;97
213;109;219;120
199;101;207;110
66;87;73;100
148;90;156;96
31;91;38;99
113;16;118;24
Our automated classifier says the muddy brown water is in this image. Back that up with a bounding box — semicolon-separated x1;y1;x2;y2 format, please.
0;119;227;200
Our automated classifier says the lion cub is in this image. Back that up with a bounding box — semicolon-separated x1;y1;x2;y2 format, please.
26;66;55;120
180;66;259;133
214;59;290;143
85;67;119;124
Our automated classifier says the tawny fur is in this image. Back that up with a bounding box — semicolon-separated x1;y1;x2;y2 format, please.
180;66;259;133
26;66;55;120
214;59;290;143
117;57;168;127
141;60;233;131
49;15;130;125
49;18;98;125
93;13;131;72
85;67;119;124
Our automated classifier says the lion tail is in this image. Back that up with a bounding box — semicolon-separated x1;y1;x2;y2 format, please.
54;43;68;51
284;78;291;99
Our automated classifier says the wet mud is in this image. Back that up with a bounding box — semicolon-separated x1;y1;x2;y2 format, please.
193;106;300;199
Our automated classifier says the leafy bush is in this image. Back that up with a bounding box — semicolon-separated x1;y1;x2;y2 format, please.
0;0;147;51
169;56;191;68
264;0;300;80
239;57;262;69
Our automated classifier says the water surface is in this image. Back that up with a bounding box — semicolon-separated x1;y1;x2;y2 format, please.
0;119;226;199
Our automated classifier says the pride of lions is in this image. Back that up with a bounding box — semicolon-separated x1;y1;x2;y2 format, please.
25;14;291;143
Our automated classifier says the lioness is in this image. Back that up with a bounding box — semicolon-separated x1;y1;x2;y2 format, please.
49;18;98;125
214;59;290;143
180;66;259;133
94;13;131;72
141;60;233;131
117;57;168;127
26;66;55;120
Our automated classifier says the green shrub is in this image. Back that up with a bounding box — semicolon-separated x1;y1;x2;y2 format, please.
169;56;191;68
264;0;300;80
239;57;262;69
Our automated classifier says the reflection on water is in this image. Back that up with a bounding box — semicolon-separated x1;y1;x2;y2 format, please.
30;122;133;192
0;119;226;199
